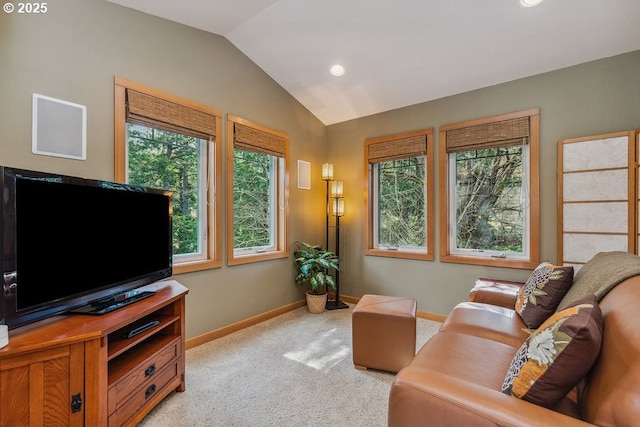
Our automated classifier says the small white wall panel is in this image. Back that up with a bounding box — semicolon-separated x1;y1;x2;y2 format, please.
297;160;311;189
32;93;87;160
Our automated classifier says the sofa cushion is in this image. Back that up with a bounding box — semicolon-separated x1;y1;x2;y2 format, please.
502;295;603;408
515;261;573;329
468;278;524;309
411;330;520;390
440;302;530;348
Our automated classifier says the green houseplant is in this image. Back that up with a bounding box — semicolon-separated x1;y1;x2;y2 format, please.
294;242;340;313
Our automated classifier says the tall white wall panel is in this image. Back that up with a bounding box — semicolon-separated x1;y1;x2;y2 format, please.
558;131;635;266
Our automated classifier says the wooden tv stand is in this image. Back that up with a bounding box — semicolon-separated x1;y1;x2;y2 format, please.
0;280;188;427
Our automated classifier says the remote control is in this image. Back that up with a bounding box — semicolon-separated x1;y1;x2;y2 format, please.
123;320;160;339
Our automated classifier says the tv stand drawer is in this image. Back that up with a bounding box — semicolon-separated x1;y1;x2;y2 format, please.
108;336;181;410
108;360;180;427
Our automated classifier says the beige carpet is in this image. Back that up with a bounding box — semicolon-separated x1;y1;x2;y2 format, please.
138;303;441;427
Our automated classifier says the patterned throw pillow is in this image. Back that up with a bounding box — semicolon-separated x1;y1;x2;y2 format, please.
502;295;603;408
515;261;574;329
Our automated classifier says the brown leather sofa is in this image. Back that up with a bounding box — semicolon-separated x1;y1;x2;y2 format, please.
388;275;640;426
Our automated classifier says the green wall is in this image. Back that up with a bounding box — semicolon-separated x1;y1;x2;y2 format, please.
327;50;640;315
2;0;639;334
0;0;328;338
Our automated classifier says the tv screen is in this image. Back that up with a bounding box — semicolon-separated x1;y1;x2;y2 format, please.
1;166;173;329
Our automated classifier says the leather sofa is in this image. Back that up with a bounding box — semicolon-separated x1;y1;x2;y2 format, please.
388;273;640;426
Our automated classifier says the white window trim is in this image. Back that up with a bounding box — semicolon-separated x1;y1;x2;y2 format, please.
372;160;428;252
172;137;210;264
232;154;279;257
124;126;210;264
447;145;531;261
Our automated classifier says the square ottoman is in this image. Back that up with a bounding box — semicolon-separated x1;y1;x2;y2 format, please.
352;294;417;373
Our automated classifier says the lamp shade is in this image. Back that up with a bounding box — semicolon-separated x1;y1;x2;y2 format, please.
333;198;345;217
330;180;344;198
322;163;334;181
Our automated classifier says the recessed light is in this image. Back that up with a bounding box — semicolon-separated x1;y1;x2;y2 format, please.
519;0;543;7
330;64;345;77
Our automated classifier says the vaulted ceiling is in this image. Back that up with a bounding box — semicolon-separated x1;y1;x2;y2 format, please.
105;0;640;125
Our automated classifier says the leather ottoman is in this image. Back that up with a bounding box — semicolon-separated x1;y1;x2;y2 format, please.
352;294;417;373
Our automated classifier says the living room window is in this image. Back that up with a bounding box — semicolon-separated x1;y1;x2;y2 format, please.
227;115;289;265
364;129;434;260
439;109;540;269
114;77;223;273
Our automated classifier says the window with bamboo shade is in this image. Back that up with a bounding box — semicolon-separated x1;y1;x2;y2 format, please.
439;108;540;269
226;114;289;266
364;128;434;261
114;77;223;274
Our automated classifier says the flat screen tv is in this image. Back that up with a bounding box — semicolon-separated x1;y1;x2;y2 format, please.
0;166;173;329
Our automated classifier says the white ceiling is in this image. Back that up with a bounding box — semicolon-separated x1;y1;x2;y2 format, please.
105;0;640;125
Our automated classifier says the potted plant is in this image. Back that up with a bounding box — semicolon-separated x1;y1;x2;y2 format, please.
294;241;340;313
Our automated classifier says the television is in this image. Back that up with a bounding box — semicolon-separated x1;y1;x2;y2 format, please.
0;166;173;329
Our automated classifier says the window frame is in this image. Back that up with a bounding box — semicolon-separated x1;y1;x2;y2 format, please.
226;114;289;266
439;109;540;269
126;123;210;264
114;76;223;274
364;128;434;261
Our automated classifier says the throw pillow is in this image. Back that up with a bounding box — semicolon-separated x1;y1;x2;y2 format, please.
515;261;574;329
502;295;603;408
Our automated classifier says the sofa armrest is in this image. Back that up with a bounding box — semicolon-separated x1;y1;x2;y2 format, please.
468;278;525;309
389;368;592;427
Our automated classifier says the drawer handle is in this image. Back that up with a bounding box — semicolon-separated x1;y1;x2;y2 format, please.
145;363;157;377
145;384;156;399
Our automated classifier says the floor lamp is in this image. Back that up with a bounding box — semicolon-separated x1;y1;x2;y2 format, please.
321;163;333;249
327;180;348;310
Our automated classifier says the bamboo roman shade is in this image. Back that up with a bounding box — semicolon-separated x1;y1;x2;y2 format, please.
126;89;216;140
446;116;530;153
367;134;427;163
233;122;287;157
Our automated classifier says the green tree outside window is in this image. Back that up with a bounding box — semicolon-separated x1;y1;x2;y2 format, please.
127;124;204;257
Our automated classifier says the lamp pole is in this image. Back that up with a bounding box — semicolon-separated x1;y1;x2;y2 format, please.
327;194;348;310
325;179;330;249
321;163;333;249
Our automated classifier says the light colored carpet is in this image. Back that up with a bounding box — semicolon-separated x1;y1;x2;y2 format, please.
138;302;441;427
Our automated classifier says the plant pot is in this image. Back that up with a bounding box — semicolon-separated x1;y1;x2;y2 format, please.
306;291;327;314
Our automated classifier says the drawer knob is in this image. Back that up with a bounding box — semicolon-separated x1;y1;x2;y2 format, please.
145;363;157;377
145;384;156;399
